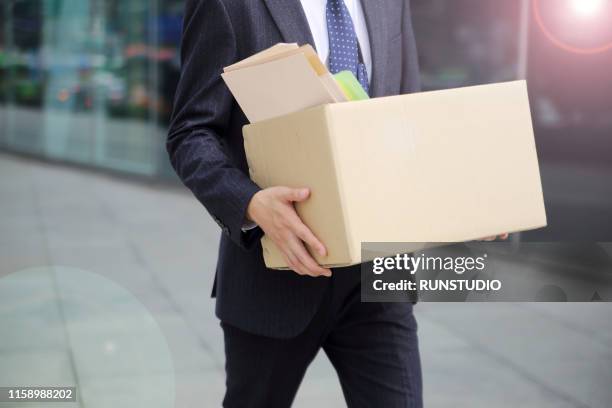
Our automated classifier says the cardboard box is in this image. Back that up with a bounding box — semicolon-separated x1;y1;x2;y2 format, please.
243;81;547;269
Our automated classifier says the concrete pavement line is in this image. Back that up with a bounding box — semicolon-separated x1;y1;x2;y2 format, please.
49;267;87;408
513;303;612;350
125;238;225;372
94;155;224;370
32;173;86;407
417;312;592;408
31;174;85;408
79;155;225;371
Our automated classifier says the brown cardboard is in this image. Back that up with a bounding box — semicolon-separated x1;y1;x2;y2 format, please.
243;81;547;269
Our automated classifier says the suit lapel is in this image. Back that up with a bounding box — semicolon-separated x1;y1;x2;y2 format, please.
263;0;316;48
361;0;388;97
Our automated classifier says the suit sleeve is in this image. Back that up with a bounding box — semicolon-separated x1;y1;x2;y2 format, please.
167;0;262;248
400;0;421;94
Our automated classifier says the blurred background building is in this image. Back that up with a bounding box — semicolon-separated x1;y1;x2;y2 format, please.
0;0;183;177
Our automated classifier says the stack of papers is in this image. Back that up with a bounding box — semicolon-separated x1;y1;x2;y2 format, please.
222;43;348;122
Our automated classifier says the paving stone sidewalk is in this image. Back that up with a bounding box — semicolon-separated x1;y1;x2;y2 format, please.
0;153;610;408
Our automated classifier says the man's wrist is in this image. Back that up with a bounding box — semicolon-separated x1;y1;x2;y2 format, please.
246;190;262;225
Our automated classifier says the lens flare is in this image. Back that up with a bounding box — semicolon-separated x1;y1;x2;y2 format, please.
569;0;605;16
534;0;612;54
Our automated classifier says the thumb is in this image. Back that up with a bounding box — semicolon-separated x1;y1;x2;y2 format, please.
284;188;310;202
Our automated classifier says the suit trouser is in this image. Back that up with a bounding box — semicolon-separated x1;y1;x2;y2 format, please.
221;269;423;408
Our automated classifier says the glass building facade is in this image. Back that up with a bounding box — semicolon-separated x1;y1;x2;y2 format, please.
0;0;183;177
0;0;521;179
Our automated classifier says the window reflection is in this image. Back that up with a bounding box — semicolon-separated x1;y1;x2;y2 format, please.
1;0;183;176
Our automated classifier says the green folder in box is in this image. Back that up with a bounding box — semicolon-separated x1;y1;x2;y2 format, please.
334;71;370;101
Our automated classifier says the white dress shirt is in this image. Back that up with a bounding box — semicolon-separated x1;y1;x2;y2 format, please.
300;0;372;82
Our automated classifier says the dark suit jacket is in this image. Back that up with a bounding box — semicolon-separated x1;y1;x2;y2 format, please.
167;0;420;339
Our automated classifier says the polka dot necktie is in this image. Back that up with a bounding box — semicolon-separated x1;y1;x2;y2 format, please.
326;0;370;94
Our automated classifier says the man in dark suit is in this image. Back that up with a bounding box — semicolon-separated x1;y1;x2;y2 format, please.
167;0;422;406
